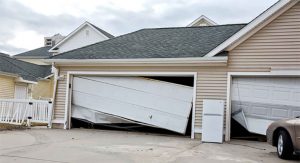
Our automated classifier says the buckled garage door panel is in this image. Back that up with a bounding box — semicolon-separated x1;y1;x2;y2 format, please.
72;76;193;134
231;77;300;135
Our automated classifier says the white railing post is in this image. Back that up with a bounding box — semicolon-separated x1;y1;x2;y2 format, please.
48;101;53;128
0;101;3;122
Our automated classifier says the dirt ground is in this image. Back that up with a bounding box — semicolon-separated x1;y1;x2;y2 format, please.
0;128;299;163
0;123;27;131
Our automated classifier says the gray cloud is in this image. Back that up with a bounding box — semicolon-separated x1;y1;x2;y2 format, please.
80;0;278;35
0;0;277;55
0;44;26;54
0;0;84;54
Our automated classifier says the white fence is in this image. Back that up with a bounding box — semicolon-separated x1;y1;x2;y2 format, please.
0;99;53;127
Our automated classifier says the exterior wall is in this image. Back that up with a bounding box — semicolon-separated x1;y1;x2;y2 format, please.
0;75;15;98
18;58;50;65
226;2;300;139
52;66;227;135
32;77;54;100
51;2;300;138
229;2;300;72
56;25;108;54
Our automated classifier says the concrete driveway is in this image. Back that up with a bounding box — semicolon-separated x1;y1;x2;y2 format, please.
0;128;299;163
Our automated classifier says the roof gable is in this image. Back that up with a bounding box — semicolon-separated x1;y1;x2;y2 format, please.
204;0;299;57
49;21;114;53
49;24;245;60
187;15;218;27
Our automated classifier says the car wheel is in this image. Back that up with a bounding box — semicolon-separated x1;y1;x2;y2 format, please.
277;130;293;159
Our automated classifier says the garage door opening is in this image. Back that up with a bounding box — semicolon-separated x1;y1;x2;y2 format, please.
69;75;195;137
230;77;300;141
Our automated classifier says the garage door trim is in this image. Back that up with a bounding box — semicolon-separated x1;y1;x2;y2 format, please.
226;71;300;141
63;71;198;139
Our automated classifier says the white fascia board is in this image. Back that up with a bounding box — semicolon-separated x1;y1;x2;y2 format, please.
37;74;54;81
49;22;89;52
15;77;37;84
204;0;294;57
44;57;228;65
228;71;300;77
43;74;54;79
0;72;36;84
49;21;110;53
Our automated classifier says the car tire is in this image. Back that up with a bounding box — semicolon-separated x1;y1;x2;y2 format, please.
277;130;293;159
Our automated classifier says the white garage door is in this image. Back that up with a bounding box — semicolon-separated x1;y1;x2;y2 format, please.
71;76;193;134
231;77;300;135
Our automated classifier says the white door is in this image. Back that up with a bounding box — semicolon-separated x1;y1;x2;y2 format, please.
202;99;224;143
15;84;28;99
231;77;300;135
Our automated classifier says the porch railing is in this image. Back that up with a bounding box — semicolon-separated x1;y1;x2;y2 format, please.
0;99;53;127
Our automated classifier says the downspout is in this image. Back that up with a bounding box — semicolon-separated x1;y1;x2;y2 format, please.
49;62;59;128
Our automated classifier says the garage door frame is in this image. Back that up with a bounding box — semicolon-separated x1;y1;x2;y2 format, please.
63;71;198;139
226;70;300;141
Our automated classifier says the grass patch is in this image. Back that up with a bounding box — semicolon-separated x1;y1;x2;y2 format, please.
0;122;48;131
0;123;27;131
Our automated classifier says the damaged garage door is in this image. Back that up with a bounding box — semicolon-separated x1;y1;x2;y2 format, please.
231;77;300;135
71;76;193;134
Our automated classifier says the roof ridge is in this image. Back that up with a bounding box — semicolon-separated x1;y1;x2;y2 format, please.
142;23;247;30
49;24;247;59
49;23;245;60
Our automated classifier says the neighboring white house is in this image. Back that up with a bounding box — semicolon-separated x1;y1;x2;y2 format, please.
49;21;114;55
14;21;114;63
187;15;218;27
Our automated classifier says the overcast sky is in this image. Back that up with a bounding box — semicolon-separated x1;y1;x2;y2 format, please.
0;0;278;55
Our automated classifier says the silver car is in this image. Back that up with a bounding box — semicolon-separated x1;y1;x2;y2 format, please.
267;117;300;159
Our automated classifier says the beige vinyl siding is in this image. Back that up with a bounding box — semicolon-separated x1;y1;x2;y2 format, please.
0;75;15;98
53;66;227;130
196;69;228;127
32;77;54;100
229;2;300;71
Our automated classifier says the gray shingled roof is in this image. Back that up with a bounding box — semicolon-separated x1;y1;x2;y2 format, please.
50;24;246;59
0;53;52;82
89;23;114;39
14;46;52;59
